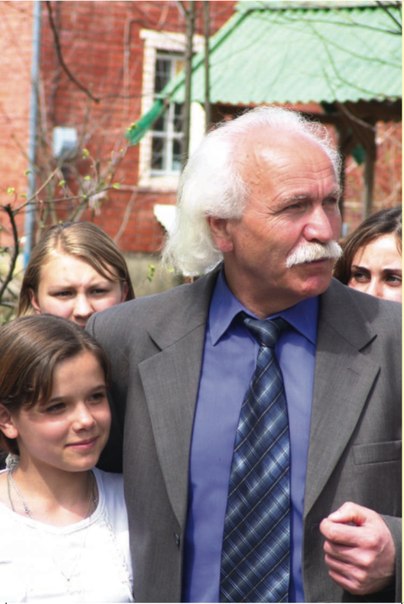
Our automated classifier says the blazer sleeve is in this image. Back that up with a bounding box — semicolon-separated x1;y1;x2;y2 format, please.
383;515;402;601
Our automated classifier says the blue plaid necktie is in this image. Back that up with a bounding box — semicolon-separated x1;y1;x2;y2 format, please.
220;315;291;603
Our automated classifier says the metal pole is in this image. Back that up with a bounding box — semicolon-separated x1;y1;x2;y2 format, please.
24;0;42;267
203;0;211;131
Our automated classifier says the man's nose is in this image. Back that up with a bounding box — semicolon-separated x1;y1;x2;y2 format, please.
303;207;335;243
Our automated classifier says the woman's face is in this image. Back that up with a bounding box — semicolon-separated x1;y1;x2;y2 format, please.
348;233;402;302
30;251;128;327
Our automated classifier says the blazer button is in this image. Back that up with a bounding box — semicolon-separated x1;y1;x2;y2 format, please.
174;533;181;548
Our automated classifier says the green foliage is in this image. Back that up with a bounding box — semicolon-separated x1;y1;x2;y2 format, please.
147;263;156;282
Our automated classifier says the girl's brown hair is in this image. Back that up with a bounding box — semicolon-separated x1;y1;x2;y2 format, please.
0;314;110;454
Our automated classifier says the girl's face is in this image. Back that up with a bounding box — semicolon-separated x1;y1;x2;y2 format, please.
348;234;402;303
30;251;128;327
2;350;111;474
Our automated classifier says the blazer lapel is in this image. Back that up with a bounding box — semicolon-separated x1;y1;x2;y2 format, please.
138;271;219;527
304;280;381;516
138;327;206;527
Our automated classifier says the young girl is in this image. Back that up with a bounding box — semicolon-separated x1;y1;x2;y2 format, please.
0;315;134;602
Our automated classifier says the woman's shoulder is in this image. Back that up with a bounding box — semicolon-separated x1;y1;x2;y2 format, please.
93;468;128;529
93;467;123;490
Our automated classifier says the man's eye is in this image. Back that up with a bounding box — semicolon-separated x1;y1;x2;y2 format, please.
323;197;338;207
285;202;305;211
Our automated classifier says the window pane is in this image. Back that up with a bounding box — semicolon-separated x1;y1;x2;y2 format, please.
151;137;164;170
151;52;184;174
173;103;184;132
174;59;185;76
154;58;171;93
153;113;166;133
172;139;183;171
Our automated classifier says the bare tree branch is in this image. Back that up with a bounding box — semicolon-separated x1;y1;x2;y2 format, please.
375;1;402;34
0;205;19;302
114;189;137;244
45;1;100;103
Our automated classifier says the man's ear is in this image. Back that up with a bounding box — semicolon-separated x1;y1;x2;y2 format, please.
0;404;18;440
207;216;234;253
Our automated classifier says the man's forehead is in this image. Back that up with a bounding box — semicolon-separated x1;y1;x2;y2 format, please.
237;128;333;169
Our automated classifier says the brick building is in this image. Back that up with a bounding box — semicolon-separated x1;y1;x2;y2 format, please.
0;0;401;293
0;2;234;244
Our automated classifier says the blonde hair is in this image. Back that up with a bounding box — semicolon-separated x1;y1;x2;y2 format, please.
18;221;135;316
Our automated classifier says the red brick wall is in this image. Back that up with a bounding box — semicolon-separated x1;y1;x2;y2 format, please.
37;0;236;252
0;1;34;244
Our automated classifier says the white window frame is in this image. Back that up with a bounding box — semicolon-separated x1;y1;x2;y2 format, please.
139;29;204;190
150;52;185;176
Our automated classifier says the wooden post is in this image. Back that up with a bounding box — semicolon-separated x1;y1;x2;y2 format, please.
182;1;196;167
203;0;211;131
363;136;376;219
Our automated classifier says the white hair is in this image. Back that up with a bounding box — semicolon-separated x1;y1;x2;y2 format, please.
162;105;341;276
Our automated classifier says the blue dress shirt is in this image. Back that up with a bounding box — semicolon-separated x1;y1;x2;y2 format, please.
183;271;318;603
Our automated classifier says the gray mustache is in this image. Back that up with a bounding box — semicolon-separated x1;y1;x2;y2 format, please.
286;241;342;268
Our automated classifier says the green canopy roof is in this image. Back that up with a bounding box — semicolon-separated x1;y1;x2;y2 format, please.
127;0;401;143
172;0;401;105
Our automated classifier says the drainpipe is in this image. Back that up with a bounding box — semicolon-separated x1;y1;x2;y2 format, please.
24;0;42;268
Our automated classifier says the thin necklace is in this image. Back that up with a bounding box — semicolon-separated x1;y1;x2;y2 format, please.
7;468;99;596
7;469;97;521
7;469;32;517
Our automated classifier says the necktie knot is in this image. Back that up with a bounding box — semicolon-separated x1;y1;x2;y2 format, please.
244;315;289;349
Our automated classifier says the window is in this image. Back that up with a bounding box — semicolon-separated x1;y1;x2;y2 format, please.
139;29;203;189
151;53;184;175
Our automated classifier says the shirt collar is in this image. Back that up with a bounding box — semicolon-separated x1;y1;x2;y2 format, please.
209;269;319;346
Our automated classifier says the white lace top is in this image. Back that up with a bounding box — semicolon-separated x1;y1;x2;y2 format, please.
0;467;134;602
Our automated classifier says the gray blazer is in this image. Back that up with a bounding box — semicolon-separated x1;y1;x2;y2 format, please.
88;273;402;603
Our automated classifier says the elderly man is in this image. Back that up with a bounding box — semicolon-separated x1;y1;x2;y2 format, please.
88;106;401;603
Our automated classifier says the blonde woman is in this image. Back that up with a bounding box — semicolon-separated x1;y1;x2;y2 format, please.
18;222;135;327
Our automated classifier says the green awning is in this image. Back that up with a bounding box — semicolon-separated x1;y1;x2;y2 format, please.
127;98;165;145
126;0;401;144
171;0;402;105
